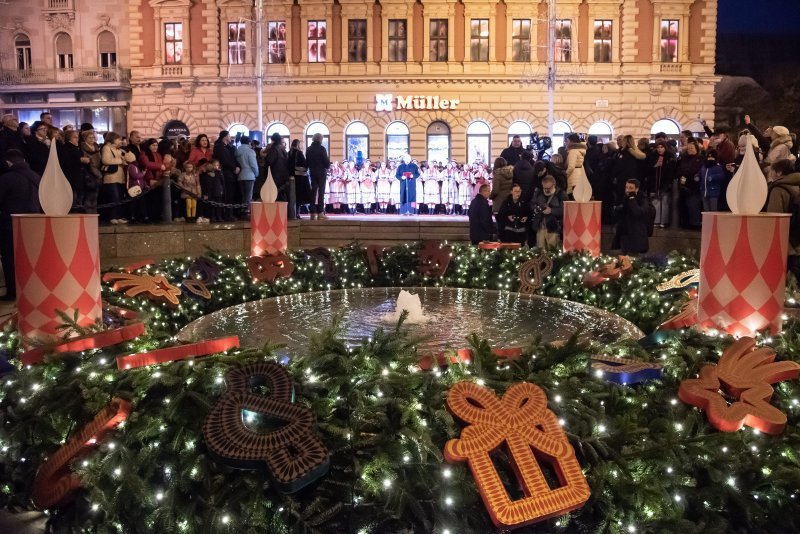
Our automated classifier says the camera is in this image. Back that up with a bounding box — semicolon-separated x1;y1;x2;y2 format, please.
527;133;552;161
531;204;544;218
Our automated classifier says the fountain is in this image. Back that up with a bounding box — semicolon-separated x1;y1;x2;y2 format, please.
178;287;643;353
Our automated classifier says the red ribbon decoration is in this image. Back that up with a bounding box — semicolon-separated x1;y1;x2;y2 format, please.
116;336;240;370
20;322;146;366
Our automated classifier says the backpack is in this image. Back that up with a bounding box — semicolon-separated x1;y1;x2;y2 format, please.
768;183;800;247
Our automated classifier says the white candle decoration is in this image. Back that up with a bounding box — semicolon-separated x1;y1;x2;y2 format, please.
39;140;74;216
260;167;278;203
726;134;767;215
572;172;593;203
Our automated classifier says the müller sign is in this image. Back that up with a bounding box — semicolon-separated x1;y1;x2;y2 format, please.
375;94;460;112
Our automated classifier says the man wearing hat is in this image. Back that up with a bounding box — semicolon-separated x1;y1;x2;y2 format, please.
263;132;291;214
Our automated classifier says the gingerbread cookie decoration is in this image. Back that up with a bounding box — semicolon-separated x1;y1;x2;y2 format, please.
518;253;553;294
103;273;182;308
417;241;452;278
657;297;698;330
365;245;385;277
182;279;212;300
187;256;221;285
656;269;699;292
582;256;633;288
246;253;295;283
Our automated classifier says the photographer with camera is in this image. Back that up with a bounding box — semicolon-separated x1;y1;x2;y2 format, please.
612;178;649;254
498;183;531;245
500;135;526;166
529;175;565;250
469;183;495;244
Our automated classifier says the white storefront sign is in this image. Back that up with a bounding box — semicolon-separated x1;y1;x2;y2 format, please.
375;94;460;112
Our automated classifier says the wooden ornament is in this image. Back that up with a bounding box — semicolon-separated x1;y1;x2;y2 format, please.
203;362;329;494
657;297;698;331
31;398;131;509
591;355;663;385
518;253;553;294
123;258;156;274
582;256;633;288
187;256;221;285
656;269;700;292
678;337;800;435
365;245;384;277
246;253;295;283
103;273;182;308
182;279;212;300
418;347;524;371
117;336;239;369
444;381;590;528
417;241;452;278
20;322;146;366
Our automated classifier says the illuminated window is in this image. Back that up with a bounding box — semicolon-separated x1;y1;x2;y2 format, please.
508;121;532;146
345;121;369;161
555;19;571;62
348;20;367;62
651;119;681;140
512;19;531;62
164;23;183;65
15;35;31;70
427;121;451;163
660;20;679;63
386;121;410;161
308;20;327;63
305;122;330;152
467;121;491;164
470;19;489;62
430;19;448;62
594;20;612;63
551;120;573;152
588;122;613;143
388;19;407;62
266;122;290;146
268;21;287;64
228;22;246;64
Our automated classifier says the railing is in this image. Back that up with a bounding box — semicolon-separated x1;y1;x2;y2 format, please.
659;63;685;74
44;0;73;11
0;67;130;85
161;65;184;76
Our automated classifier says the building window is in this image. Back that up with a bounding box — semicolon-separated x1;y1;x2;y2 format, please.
227;22;246;64
512;19;531;62
467;121;491;164
268;21;287;64
651;118;681;140
593;20;612;63
551;120;573;152
345;121;369;162
98;31;117;68
508;120;532;146
555;19;571;62
470;19;489;62
15;35;32;70
588;121;613;144
430;19;448;62
55;33;74;70
660;20;679;63
306;121;330;153
388;19;407;62
229;123;250;145
266;122;290;146
348;19;367;62
308;20;327;63
427;121;450;163
164;22;183;64
386;121;410;161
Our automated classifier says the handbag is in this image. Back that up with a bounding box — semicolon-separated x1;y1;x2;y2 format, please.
127;185;142;197
102;164;119;174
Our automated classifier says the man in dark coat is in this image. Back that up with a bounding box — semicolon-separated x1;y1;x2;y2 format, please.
264;132;290;201
213;130;239;221
0;115;23;175
24;121;51;177
529;175;565;249
468;184;494;244
395;154;419;215
512;150;537;206
500;135;526;166
498;184;531;245
613;178;649;254
0;149;42;300
305;133;330;220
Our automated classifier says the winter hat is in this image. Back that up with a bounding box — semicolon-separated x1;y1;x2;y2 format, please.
772;126;790;138
80;123;95;132
738;134;758;150
270;132;282;144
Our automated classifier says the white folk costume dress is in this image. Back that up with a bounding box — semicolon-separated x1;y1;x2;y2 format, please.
359;165;376;206
416;166;426;206
344;163;360;206
376;165;392;204
457;168;473;207
423;167;441;205
441;164;459;207
389;164;401;208
327;162;345;205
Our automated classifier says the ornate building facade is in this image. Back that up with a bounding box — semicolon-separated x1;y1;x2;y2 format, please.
1;0;719;163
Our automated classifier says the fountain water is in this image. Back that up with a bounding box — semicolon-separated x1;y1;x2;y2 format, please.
382;290;428;324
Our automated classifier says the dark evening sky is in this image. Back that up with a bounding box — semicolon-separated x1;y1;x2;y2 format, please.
717;0;799;34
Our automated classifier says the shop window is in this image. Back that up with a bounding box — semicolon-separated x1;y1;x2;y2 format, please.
348;20;367;62
228;22;246;64
308;20;327;63
470;19;489;62
388;19;407;62
551;120;573;152
266;122;290;146
98;31;117;68
268;21;287;64
660;20;679;63
594;20;612;63
305;121;330;153
430;19;448;62
55;33;74;70
512;19;531;62
427;121;450;163
507;120;532;146
555;19;571;62
164;22;183;64
386;121;410;161
651;118;681;140
15;35;32;70
345;121;369;162
588;121;613;144
467;121;491;164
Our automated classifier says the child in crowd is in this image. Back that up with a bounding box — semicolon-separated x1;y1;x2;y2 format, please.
200;159;225;222
178;162;204;223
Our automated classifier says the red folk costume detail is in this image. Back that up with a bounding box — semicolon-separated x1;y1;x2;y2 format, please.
678;337;800;435
444;381;590;528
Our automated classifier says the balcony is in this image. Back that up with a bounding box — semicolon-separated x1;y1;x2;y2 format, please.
0;67;131;87
658;63;687;74
43;0;74;12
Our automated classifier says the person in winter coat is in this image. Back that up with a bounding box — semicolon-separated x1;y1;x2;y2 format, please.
529;175;565;249
611;135;647;206
125;155;150;224
0;115;23;175
500;135;526;166
468;184;494;244
213;130;240;221
200;160;225;222
612;179;649;254
58;129;89;211
80;130;102;214
235;135;258;216
188;134;214;168
564;133;588;197
512;150;537;206
490;157;514;241
498;183;531;245
645;139;678;227
287;139;308;219
698;149;724;212
0;149;41;300
24;121;51;177
263;132;290;196
677;139;704;228
305;133;330;220
100;132;128;224
178;161;203;222
395;154;419;215
766;126;795;165
765;159;800;280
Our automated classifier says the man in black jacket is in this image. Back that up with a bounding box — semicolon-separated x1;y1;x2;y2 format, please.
0;149;42;300
0;115;23;175
500;136;525;166
512;150;537;206
213;130;239;221
305;133;330;220
529;175;565;249
613;179;649;254
24;121;51;177
468;184;494;244
263;132;290;202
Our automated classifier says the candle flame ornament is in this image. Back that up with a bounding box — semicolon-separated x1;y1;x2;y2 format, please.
572;170;592;203
38;139;74;216
260;167;278;203
726;134;768;215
